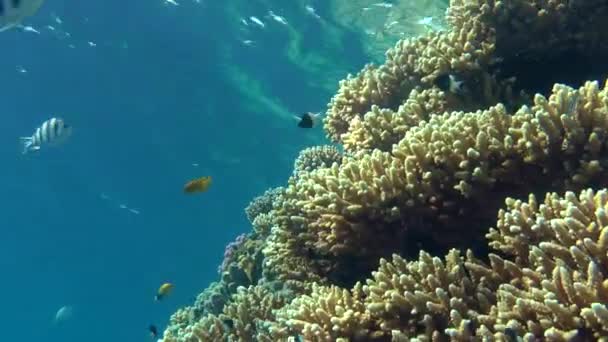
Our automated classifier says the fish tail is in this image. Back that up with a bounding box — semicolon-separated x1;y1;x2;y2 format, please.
19;137;33;154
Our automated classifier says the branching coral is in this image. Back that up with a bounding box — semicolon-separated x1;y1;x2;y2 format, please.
219;233;247;274
363;250;502;340
220;234;265;290
273;283;377;342
448;0;608;56
261;189;608;341
245;187;284;224
486;189;608;339
162;285;285;342
341;88;447;153
293;145;343;179
270;80;608;286
324;14;494;144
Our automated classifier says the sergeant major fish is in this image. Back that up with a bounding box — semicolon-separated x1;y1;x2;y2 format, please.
20;117;72;154
0;0;45;32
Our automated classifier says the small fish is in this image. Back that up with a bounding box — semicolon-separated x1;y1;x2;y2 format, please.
50;12;62;24
18;24;39;33
295;112;322;128
183;176;212;194
268;11;288;25
249;16;265;28
221;318;234;329
148;324;158;338
54;305;73;323
20;117;72;154
385;21;398;28
155;282;174;301
434;74;466;95
305;5;320;19
0;0;45;32
372;2;393;8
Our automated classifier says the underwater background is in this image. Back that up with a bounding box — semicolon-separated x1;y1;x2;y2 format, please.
0;0;447;340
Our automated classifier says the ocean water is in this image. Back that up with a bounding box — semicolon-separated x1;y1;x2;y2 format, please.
0;0;381;341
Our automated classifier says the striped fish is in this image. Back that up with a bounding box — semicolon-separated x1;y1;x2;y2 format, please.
0;0;45;32
20;117;72;154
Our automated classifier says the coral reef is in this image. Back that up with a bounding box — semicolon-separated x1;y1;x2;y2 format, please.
268;80;608;286
244;187;284;224
487;189;608;340
219;234;247;274
161;0;608;341
163;285;286;342
293;145;343;179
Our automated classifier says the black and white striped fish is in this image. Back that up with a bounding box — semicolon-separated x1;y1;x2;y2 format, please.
0;0;45;32
20;117;72;154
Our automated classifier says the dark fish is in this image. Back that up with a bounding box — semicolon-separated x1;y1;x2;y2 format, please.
222;318;234;329
296;112;321;128
148;324;158;338
434;73;466;95
504;327;522;342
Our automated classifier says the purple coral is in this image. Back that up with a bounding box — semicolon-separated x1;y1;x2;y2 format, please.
218;233;247;274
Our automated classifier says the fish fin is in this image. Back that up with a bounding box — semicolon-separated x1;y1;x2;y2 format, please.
19;137;34;154
450;78;467;95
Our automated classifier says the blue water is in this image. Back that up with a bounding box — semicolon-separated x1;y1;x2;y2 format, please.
1;0;369;340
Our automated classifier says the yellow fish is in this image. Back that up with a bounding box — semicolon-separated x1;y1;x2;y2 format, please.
184;176;211;194
155;282;174;301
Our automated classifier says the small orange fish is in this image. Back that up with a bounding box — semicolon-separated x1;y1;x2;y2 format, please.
184;176;212;194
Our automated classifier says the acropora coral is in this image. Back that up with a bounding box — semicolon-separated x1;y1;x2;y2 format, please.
161;0;608;340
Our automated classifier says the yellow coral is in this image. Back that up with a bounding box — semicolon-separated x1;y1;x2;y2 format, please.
487;189;608;339
341;88;447;152
363;250;502;340
275;283;375;342
270;80;608;283
162;285;285;342
293;145;343;178
324;16;494;144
